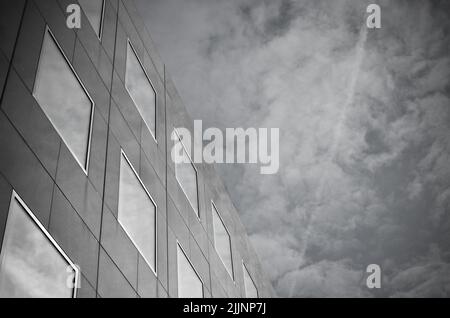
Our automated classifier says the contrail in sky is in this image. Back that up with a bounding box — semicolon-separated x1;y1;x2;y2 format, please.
289;25;368;297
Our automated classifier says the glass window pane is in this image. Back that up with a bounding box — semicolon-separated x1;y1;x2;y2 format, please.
177;244;203;298
212;204;234;279
175;140;199;216
243;264;258;298
0;194;76;298
125;42;156;138
78;0;104;38
118;152;156;271
33;30;93;171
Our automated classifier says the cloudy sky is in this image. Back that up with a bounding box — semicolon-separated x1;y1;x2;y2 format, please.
134;0;450;297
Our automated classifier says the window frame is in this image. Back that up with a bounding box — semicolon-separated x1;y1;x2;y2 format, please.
32;26;95;175
79;0;105;40
173;128;200;219
118;149;158;276
211;201;234;281
176;241;204;298
242;261;259;298
0;190;79;298
125;39;158;142
98;0;105;40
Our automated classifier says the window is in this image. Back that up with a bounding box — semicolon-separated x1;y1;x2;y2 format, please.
78;0;105;38
0;191;78;298
174;130;199;217
33;28;94;173
212;202;234;279
118;151;157;273
243;263;258;298
177;243;203;298
125;41;156;139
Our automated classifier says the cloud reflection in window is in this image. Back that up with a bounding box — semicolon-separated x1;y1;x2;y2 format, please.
33;29;93;172
78;0;104;38
212;203;234;280
177;243;203;298
125;41;156;138
0;195;75;298
118;152;157;272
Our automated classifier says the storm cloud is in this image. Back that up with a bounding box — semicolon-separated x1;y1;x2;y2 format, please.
135;0;450;297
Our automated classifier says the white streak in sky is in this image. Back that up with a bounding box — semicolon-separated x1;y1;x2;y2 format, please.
289;25;368;297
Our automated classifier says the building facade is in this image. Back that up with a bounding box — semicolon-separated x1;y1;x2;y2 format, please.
0;0;274;298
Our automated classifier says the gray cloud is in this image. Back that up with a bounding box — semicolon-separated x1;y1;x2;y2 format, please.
135;0;450;297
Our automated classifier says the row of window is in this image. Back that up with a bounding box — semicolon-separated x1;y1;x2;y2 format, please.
0;189;257;298
34;27;156;175
0;15;258;297
119;149;257;298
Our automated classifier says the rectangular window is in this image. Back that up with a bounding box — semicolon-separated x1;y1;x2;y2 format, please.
177;243;203;298
125;41;157;139
33;28;94;173
243;263;258;298
118;151;157;273
212;202;234;280
78;0;105;39
0;191;78;298
174;130;199;217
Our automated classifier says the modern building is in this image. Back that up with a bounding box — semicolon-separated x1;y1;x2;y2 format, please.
0;0;274;298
